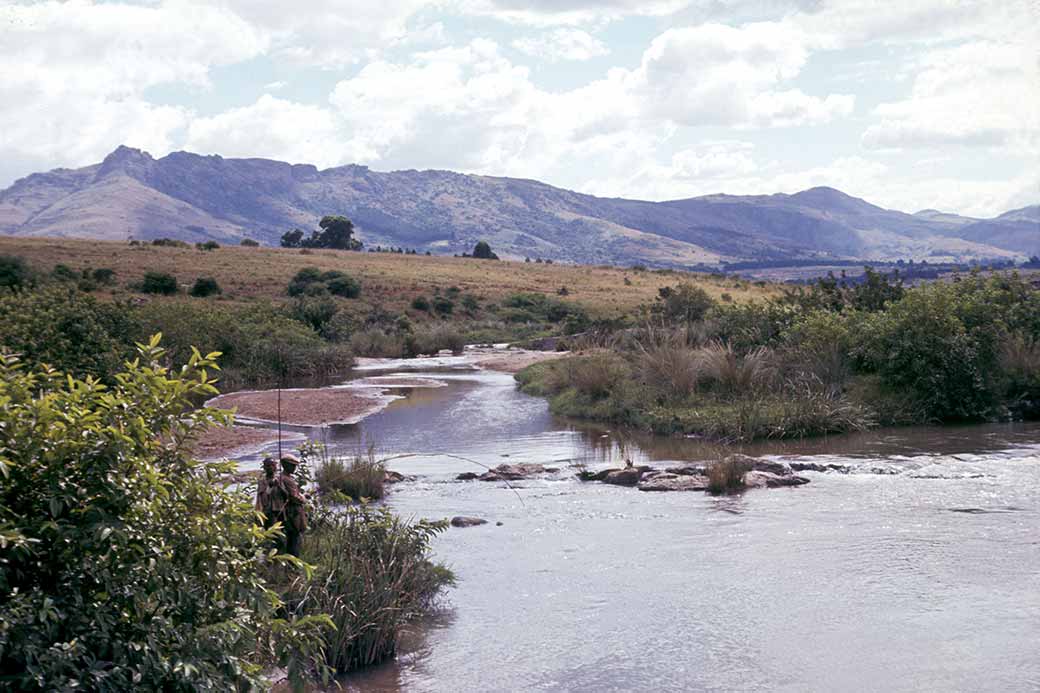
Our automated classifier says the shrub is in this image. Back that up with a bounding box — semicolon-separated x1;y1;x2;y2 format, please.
472;240;499;260
91;267;116;285
141;271;178;295
695;341;775;395
563;353;630;400
411;296;431;311
461;294;480;313
51;263;77;282
287;267;360;299
0;343;325;691
151;238;189;248
406;326;465;356
0;255;33;290
706;455;752;493
240;238;260;247
656;283;715;323
195;240;220;251
287;502;452;673
432;296;454;315
190;276;222;297
0;286;141;381
638;345;702;401
315;447;386;500
348;328;404;358
326;275;360;299
290;296;338;335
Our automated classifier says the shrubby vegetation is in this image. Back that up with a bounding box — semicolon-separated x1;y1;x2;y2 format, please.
518;270;1040;441
0;342;453;688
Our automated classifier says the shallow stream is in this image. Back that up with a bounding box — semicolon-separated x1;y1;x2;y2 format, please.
238;356;1040;692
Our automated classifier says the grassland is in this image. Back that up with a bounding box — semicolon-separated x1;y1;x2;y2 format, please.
0;237;777;318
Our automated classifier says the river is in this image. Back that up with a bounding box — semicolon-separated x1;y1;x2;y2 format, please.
238;356;1040;692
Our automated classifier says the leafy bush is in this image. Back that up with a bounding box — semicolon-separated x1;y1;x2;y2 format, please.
411;296;430;311
151;238;189;248
656;283;715;323
290;296;338;336
472;240;499;260
0;255;32;289
348;328;405;358
195;240;220;251
240;238;260;247
432;296;454;315
325;275;360;299
51;263;77;282
0;286;141;381
189;276;221;297
91;267;116;285
287;267;360;299
141;271;178;295
406;325;465;356
0;343;326;691
287;502;452;673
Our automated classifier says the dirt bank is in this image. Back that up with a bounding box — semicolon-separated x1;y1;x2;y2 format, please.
208;387;395;427
191;424;305;460
471;349;569;374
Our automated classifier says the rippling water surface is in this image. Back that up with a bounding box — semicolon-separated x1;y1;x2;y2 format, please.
242;358;1040;692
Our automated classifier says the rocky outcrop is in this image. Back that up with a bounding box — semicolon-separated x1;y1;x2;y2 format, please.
743;471;811;488
637;472;710;492
789;461;850;474
384;470;410;484
665;463;707;476
450;516;488;527
457;463;558;482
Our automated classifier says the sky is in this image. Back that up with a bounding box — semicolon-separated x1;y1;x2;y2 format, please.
0;0;1037;217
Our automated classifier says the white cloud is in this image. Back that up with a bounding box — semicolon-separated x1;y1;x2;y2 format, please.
185;95;346;167
457;0;692;26
862;41;1038;153
512;29;609;61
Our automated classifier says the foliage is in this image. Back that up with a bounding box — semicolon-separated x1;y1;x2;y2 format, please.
432;296;454;315
0;286;141;381
0;342;327;691
655;283;715;323
706;456;751;493
472;241;499;260
91;267;116;285
287;267;360;299
189;276;221;297
282;216;363;251
50;264;77;282
141;271;178;295
195;241;220;251
315;447;386;500
151;238;190;249
0;255;33;290
240;238;260;247
411;295;430;311
286;501;452;673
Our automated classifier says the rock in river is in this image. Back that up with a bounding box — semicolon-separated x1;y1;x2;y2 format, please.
744;471;810;488
603;467;644;486
638;472;710;492
451;516;488;527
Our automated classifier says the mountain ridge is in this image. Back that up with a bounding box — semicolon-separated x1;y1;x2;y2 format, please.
1;146;1035;266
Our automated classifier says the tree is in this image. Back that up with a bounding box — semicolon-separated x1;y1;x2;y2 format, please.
656;283;715;323
0;341;327;690
141;271;178;295
281;228;305;248
0;255;33;290
472;241;498;260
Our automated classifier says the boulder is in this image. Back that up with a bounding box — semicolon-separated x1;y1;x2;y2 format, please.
744;471;811;488
489;463;558;480
578;468;616;482
456;472;481;481
638;473;710;492
789;462;849;474
450;516;488;527
665;463;707;476
384;470;410;484
603;467;644;486
747;459;792;476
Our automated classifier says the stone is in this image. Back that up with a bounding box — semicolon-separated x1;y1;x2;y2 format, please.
456;472;481;481
450;516;488;527
384;470;409;484
488;463;558;480
744;471;811;488
665;463;707;476
789;462;849;474
747;459;792;476
603;467;644;486
638;473;710;492
578;468;616;482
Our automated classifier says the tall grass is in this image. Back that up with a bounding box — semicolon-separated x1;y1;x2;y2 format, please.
696;341;775;395
315;446;386;500
706;455;752;493
637;344;701;400
288;503;453;673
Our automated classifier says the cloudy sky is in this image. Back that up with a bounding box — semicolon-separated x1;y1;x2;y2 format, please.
1;0;1037;216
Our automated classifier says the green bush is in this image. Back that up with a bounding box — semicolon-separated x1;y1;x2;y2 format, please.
0;342;327;690
656;283;715;323
0;286;141;381
287;502;452;673
0;255;33;290
51;263;77;282
432;296;454;315
141;271;178;295
189;276;221;297
151;238;189;249
91;267;116;285
240;238;260;247
411;296;430;311
287;267;360;299
195;240;220;251
290;296;338;336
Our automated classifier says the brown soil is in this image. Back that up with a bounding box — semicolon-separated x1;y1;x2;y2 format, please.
209;387;390;426
191;424;300;460
349;376;447;388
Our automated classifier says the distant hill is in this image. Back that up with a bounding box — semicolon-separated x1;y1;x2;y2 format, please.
0;146;1034;267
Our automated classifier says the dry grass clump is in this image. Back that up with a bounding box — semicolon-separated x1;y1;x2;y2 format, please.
315;447;386;500
706;455;753;493
638;344;701;400
563;352;630;399
696;341;775;395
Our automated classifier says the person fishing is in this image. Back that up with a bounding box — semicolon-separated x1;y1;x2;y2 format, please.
271;454;308;558
254;456;279;529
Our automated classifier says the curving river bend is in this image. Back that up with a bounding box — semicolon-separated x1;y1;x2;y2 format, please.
238;355;1040;693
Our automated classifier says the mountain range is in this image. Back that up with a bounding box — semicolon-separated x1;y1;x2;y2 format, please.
1;146;1036;267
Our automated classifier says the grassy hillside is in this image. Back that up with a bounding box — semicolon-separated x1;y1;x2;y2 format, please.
0;237;777;317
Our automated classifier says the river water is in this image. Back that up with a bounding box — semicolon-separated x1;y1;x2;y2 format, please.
242;357;1040;692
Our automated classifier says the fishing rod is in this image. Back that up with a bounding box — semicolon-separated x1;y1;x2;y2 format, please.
379;451;527;507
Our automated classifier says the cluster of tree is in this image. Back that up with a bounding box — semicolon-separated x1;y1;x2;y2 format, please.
368;246;429;255
456;241;499;260
281;216;363;251
523;256;555;264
